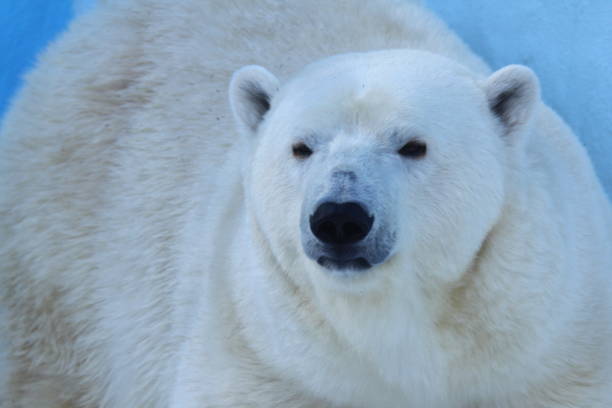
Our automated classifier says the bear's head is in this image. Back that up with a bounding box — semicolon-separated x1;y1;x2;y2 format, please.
229;50;539;293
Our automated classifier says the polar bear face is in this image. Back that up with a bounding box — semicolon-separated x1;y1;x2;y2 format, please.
230;50;539;291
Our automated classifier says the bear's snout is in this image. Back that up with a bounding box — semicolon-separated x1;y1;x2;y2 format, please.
306;201;377;271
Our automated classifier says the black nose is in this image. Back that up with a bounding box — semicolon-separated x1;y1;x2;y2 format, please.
309;202;374;245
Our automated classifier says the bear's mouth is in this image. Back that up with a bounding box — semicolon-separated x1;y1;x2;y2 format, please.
317;256;371;271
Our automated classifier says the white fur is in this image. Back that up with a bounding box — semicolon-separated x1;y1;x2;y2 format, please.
1;0;611;407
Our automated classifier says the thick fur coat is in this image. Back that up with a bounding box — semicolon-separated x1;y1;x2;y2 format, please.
1;0;611;407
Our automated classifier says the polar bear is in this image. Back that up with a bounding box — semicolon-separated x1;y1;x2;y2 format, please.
1;0;611;407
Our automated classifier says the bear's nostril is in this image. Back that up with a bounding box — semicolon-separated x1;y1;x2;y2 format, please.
310;201;373;245
316;220;338;243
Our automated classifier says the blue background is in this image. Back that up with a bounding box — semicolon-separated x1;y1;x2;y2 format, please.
0;1;73;116
1;0;610;195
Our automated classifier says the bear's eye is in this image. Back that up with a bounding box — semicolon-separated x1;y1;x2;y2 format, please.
398;140;427;158
292;142;313;159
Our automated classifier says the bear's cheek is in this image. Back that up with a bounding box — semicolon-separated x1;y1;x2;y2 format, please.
250;161;304;244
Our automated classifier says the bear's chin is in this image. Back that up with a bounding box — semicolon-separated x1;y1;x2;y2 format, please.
308;256;392;293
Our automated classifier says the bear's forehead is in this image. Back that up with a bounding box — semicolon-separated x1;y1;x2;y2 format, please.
275;51;483;131
285;49;476;94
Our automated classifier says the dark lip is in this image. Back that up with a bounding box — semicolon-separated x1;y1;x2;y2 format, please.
317;256;372;271
317;242;364;258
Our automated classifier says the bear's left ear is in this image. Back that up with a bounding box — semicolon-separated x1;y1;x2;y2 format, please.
483;65;540;142
229;65;280;136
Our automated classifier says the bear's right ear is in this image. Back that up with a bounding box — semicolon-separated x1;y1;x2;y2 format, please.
483;65;540;144
229;65;280;136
